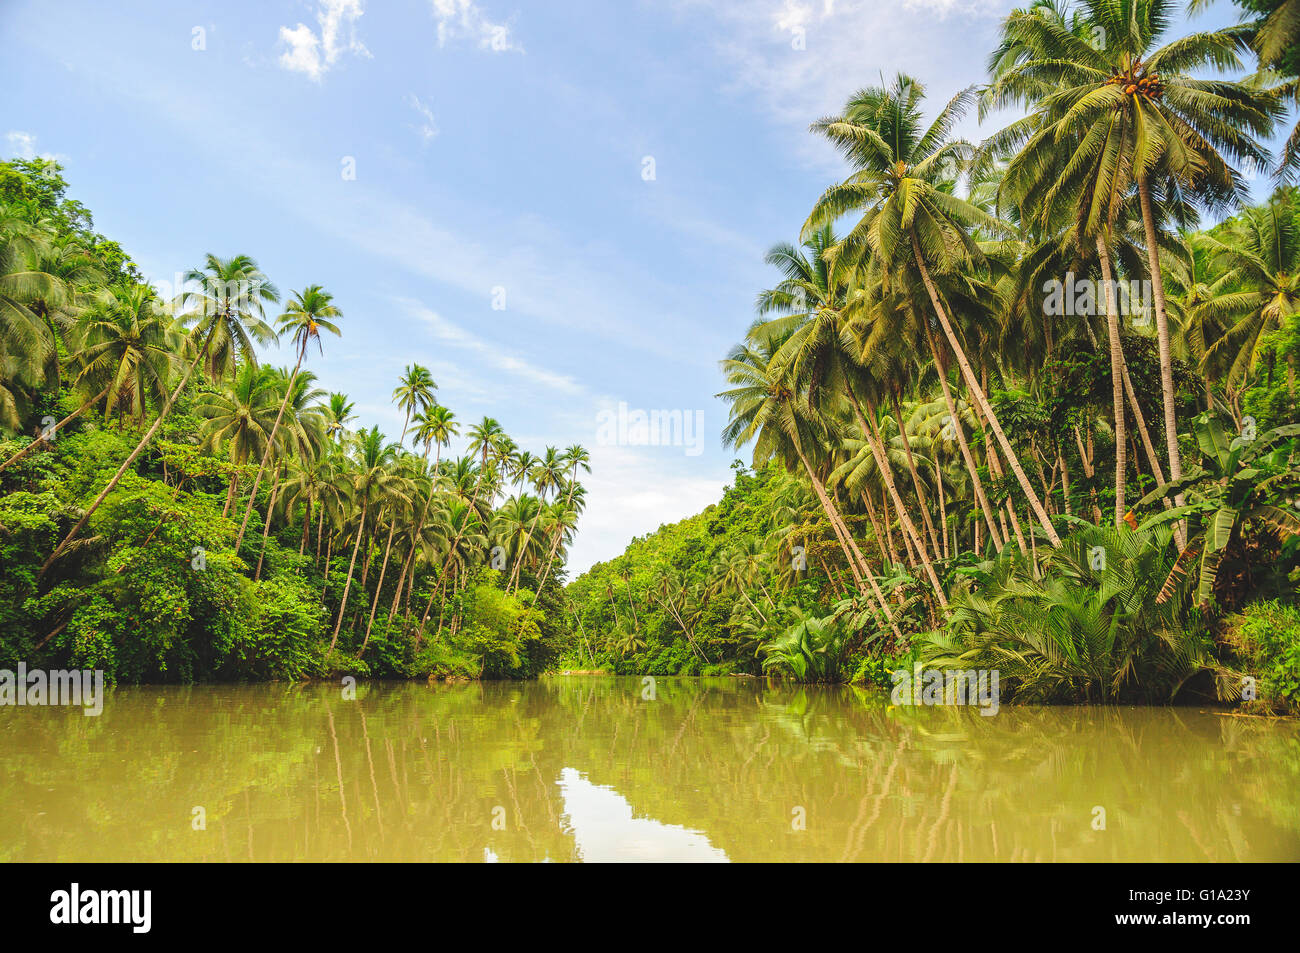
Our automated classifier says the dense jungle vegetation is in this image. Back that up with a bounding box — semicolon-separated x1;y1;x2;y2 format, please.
567;0;1300;711
0;158;590;683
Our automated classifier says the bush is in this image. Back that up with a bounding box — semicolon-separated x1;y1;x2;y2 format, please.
1224;601;1300;714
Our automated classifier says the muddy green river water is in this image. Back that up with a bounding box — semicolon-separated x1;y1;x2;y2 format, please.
1;676;1297;861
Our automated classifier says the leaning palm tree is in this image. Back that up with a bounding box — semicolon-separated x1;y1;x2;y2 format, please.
42;253;280;574
234;284;342;552
987;0;1278;522
1;283;175;473
1201;190;1300;400
330;426;404;652
718;330;900;635
803;73;1062;546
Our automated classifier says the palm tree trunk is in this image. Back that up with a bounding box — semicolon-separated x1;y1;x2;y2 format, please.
41;325;215;576
360;518;398;655
922;319;1004;550
254;466;281;581
1136;177;1185;512
890;389;943;560
321;534;334;601
1118;349;1184;548
911;228;1060;546
299;499;311;556
235;356;302;552
934;457;949;559
329;502;367;652
790;440;899;635
0;384;110;474
850;385;947;606
1096;234;1129;526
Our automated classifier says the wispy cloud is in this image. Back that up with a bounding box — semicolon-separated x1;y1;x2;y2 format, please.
5;130;65;162
278;0;371;81
428;0;522;52
405;93;439;143
666;0;1010;169
396;297;584;395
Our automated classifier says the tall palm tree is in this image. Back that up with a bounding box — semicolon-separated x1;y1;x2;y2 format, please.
537;444;590;589
803;74;1063;546
323;391;356;441
235;284;341;552
392;363;437;445
719;332;901;635
1;283;174;472
329;426;403;651
413;404;458;467
42;253;280;574
988;0;1278;524
195;363;281;516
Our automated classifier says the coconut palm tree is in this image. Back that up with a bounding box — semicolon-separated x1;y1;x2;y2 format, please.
1201;190;1300;400
323;391;356;441
1;283;174;472
987;0;1279;524
803;74;1062;546
718;331;901;634
42;253;279;574
329;426;404;651
234;284;341;552
392;363;437;445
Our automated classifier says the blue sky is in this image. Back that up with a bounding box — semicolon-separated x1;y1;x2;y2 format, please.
0;0;1265;573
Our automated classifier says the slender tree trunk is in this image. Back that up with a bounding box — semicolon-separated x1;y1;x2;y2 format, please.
791;441;898;634
360;518;399;655
911;229;1060;546
846;383;946;606
329;502;367;652
1096;234;1129;526
1137;177;1186;521
934;457;949;559
254;466;281;581
890;389;943;561
41;326;214;576
299;498;313;557
321;534;334;602
236;356;302;552
922;319;1004;550
0;384;110;473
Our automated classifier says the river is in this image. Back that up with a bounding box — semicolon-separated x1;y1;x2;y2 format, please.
2;676;1297;861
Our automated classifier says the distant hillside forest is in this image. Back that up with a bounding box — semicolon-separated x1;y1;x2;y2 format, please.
568;0;1300;710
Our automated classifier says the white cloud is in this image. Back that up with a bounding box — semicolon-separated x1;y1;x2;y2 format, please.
5;130;66;162
564;442;727;574
429;0;522;52
278;0;371;81
396;297;584;395
406;93;439;143
667;0;1012;170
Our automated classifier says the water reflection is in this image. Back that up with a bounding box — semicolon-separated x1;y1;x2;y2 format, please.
0;676;1296;861
559;768;727;862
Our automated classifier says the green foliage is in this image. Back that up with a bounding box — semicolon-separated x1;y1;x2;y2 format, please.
1224;600;1300;713
918;524;1216;703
